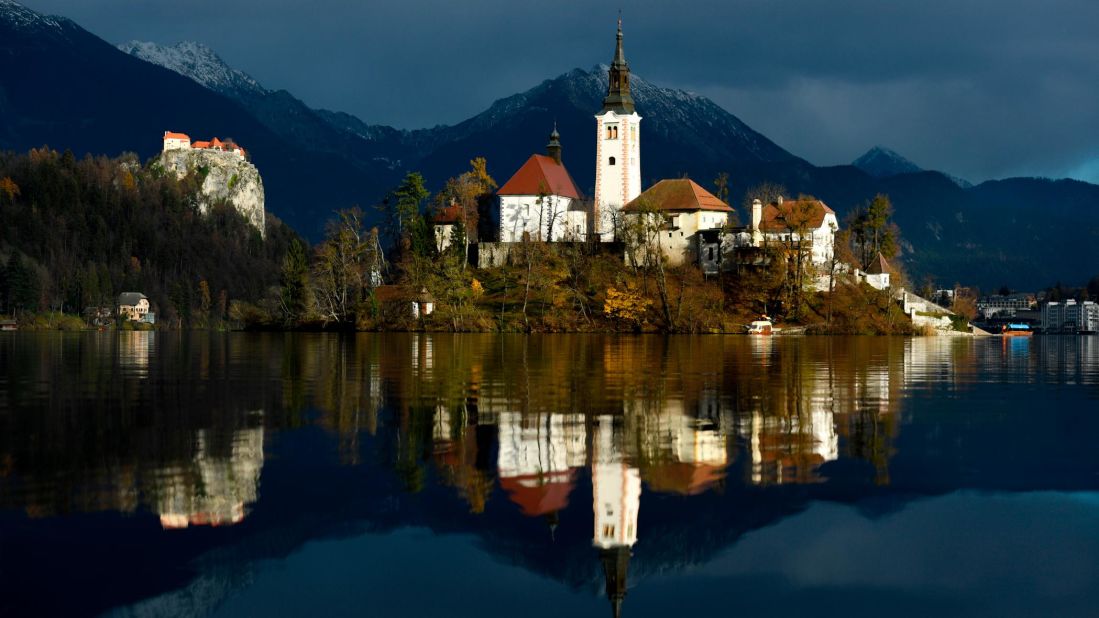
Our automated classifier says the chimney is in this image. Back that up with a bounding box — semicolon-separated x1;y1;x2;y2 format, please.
776;195;784;205
751;198;763;247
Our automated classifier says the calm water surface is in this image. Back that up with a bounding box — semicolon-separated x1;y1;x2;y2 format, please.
1;332;1098;617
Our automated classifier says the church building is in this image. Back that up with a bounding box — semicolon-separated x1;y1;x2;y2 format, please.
594;19;643;242
495;127;586;242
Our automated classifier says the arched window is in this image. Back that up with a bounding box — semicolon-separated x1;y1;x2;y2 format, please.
608;156;616;166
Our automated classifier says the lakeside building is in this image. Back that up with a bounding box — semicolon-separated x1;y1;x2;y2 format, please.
708;196;841;289
1041;300;1099;333
978;293;1037;318
117;292;155;324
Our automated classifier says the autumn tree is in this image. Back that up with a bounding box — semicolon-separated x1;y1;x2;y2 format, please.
951;284;978;321
848;194;900;268
742;182;787;212
312;208;382;325
619;197;675;326
772;197;818;320
434;158;496;268
0;177;19;207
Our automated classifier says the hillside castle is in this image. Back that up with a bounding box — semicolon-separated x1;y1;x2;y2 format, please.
158;130;265;236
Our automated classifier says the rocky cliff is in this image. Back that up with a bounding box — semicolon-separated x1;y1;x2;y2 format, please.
156;148;266;236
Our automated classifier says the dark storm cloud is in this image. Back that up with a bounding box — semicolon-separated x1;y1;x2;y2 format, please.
21;0;1099;183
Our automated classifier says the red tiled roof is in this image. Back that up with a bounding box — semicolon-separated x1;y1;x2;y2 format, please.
622;179;732;213
499;470;576;516
163;131;190;140
758;198;836;232
433;203;463;224
866;252;891;275
498;154;582;199
192;140;211;149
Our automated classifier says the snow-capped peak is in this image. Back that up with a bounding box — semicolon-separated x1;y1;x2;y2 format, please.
0;0;68;33
118;40;267;99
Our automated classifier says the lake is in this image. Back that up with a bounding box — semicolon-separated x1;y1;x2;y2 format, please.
1;332;1098;617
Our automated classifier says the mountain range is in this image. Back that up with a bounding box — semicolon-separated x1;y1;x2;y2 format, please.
2;0;1097;289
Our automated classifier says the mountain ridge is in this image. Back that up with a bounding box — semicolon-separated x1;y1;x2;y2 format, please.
853;146;923;177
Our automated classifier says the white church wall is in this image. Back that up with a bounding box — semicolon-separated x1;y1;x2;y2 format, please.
499;195;574;242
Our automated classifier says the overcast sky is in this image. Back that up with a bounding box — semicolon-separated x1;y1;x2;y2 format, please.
22;0;1099;183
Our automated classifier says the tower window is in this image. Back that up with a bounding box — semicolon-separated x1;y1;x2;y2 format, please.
609;156;616;166
606;125;618;140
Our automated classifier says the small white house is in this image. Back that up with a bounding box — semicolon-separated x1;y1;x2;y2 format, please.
433;202;462;253
621;178;733;265
861;253;892;290
496;129;586;242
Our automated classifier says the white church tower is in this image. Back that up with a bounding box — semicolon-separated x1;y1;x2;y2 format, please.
594;19;642;242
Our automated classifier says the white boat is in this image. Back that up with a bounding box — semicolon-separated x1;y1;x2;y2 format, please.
746;318;774;335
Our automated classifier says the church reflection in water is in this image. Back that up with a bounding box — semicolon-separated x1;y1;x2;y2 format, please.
4;333;1014;616
416;336;915;615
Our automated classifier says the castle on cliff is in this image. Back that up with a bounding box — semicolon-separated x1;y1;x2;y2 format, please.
162;131;247;159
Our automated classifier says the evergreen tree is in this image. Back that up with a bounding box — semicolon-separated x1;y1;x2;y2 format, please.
279;238;311;323
6;255;40;313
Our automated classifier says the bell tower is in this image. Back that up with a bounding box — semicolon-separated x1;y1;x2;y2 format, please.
593;18;642;242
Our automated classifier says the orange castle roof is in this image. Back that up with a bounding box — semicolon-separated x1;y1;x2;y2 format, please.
163;131;190;141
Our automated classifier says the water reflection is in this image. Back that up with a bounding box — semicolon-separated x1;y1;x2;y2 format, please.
155;417;264;529
2;333;1099;617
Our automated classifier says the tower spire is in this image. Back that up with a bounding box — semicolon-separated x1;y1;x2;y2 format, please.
602;17;635;114
547;123;562;164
